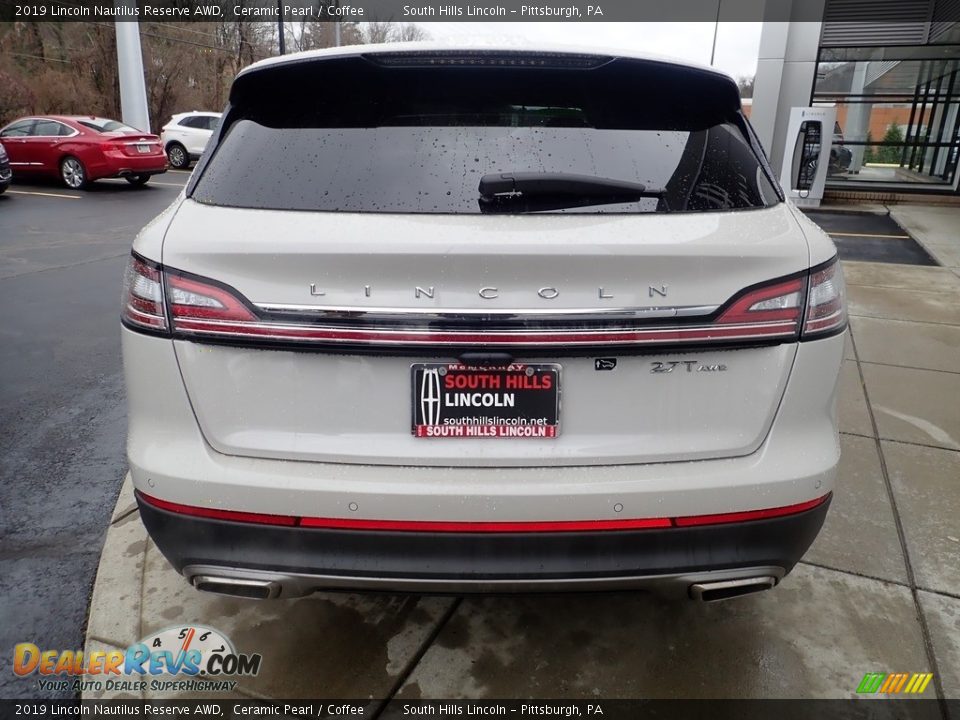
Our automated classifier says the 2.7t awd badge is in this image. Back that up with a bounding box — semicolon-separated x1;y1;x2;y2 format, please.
650;361;728;373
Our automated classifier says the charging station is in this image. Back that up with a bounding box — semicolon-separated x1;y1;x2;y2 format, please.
778;106;836;208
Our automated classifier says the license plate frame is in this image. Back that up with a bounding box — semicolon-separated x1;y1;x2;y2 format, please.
136;143;151;154
411;363;561;439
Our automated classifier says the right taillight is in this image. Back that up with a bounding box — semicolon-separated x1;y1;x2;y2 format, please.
802;258;847;339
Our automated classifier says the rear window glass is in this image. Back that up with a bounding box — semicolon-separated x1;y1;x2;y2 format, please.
77;118;139;134
192;55;779;215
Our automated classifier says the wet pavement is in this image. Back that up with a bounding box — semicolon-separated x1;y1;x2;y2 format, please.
3;183;958;702
0;172;190;699
77;204;960;703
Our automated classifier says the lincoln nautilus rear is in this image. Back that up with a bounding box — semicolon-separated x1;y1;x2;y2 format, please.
122;44;846;602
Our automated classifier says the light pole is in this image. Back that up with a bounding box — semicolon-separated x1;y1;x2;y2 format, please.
334;0;341;47
277;0;285;54
709;0;721;66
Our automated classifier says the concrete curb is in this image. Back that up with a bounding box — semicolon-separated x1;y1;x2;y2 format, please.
82;474;147;699
81;475;458;701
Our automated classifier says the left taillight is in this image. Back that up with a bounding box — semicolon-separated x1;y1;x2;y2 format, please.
166;272;257;323
121;254;167;331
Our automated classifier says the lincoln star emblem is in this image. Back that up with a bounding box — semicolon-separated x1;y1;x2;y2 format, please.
420;369;442;425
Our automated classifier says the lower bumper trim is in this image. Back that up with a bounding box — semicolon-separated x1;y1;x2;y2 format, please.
136;493;830;597
182;564;786;599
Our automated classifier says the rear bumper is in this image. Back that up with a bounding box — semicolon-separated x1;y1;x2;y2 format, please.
115;167;167;178
123;328;843;598
137;490;830;597
91;157;167;180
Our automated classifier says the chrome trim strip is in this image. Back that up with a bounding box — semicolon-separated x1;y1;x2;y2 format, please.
689;576;777;601
182;317;792;335
3;118;81;140
182;564;786;598
172;317;798;346
253;302;720;322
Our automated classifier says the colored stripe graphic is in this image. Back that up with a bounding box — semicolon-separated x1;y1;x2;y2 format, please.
857;673;885;693
857;672;933;694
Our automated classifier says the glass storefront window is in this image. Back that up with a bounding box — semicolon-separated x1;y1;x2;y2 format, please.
813;45;960;191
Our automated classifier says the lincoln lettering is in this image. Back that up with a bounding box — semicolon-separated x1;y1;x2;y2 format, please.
306;285;668;299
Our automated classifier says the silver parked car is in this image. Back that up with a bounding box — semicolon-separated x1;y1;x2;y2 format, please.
122;44;846;602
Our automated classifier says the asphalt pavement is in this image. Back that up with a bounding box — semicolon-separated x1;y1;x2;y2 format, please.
803;209;938;266
0;171;189;699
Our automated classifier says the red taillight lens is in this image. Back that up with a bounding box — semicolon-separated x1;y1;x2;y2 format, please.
100;139;126;156
166;273;257;323
714;277;805;339
121;254;167;331
802;258;847;338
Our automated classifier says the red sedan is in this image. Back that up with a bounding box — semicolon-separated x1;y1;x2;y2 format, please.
0;115;167;189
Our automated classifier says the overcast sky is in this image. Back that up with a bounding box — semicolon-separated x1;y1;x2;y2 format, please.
411;22;763;80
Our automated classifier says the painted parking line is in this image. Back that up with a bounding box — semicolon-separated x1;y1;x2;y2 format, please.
7;189;82;200
149;181;189;187
827;231;911;239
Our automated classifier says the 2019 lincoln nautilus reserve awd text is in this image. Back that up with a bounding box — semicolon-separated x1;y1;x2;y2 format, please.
122;44;847;602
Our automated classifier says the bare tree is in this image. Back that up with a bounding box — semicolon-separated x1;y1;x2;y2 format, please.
395;23;429;42
289;18;361;51
359;22;430;44
0;17;359;126
736;75;755;99
362;22;393;44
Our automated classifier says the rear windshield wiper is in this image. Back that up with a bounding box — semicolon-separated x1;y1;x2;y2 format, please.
478;172;665;213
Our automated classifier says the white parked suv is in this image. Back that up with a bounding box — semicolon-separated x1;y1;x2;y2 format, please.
122;45;846;602
160;111;221;169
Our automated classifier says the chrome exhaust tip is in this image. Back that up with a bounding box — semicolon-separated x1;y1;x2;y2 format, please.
192;575;280;599
689;576;777;602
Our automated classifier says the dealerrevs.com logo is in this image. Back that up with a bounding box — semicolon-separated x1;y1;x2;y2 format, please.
13;625;261;694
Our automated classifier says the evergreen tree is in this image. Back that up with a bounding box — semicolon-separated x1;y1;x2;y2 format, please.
877;124;904;164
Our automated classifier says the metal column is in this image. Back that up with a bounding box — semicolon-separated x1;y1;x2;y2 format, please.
114;9;150;132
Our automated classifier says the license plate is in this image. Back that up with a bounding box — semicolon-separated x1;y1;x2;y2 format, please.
412;363;560;438
137;144;150;154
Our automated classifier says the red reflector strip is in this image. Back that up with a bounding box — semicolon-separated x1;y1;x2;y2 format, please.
138;492;297;526
673;495;830;527
137;492;830;532
298;517;673;531
123;306;166;329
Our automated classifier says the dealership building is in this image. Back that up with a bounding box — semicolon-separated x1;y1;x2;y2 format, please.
751;0;960;199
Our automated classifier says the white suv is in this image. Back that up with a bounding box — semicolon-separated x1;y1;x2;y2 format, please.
122;45;846;602
160;111;221;169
